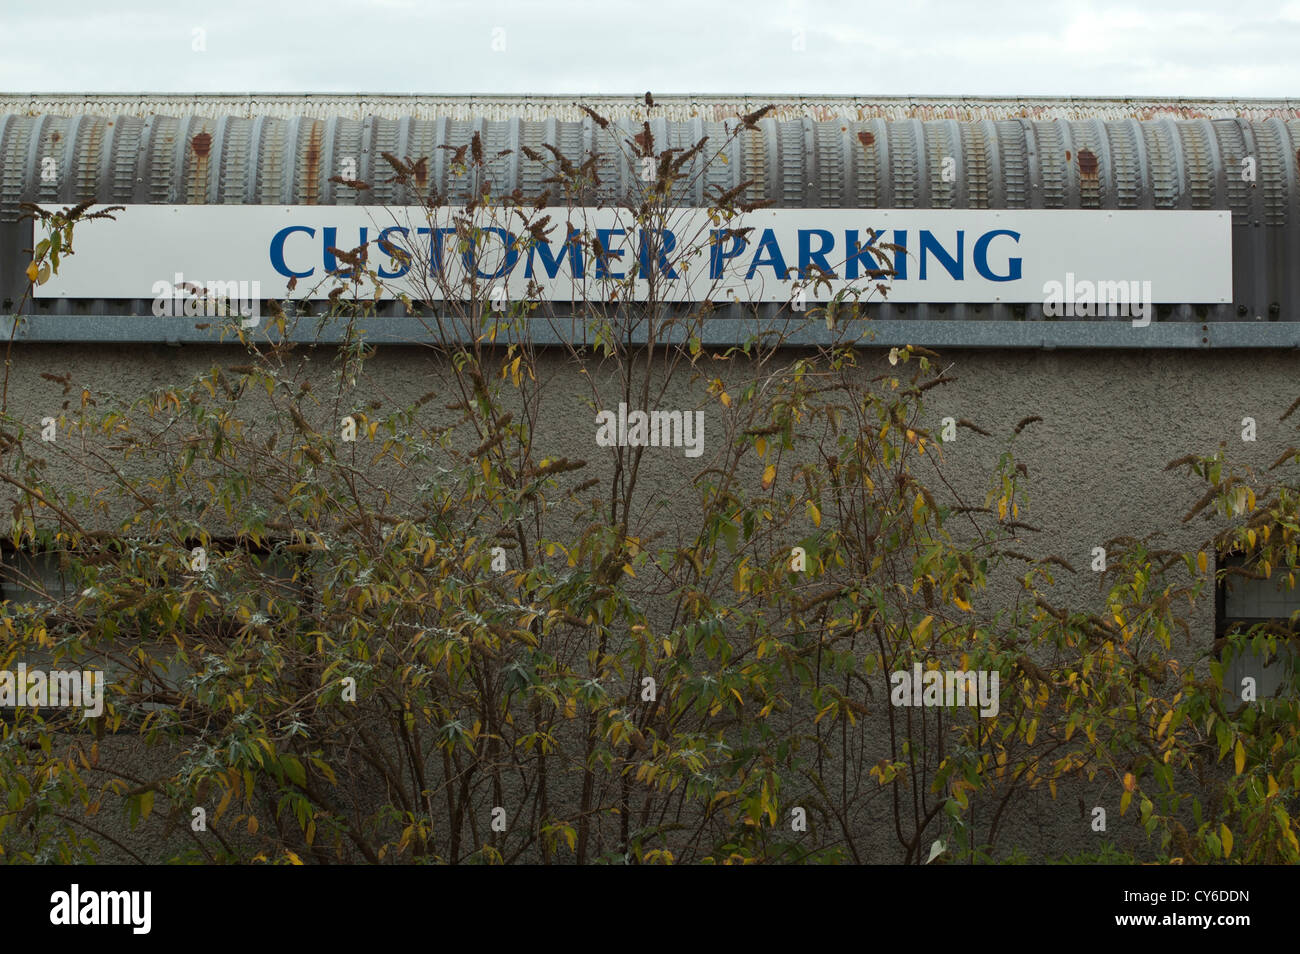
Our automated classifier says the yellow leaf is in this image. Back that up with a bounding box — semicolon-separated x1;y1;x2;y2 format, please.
914;615;934;639
1268;774;1279;797
806;500;821;527
26;261;40;283
719;391;731;408
248;814;259;835
755;436;767;458
953;594;972;612
215;787;233;821
912;493;925;524
1120;790;1132;816
1123;772;1135;792
762;465;776;489
1156;710;1172;740
1234;739;1245;775
1026;719;1038;745
1221;823;1233;858
1197;551;1208;574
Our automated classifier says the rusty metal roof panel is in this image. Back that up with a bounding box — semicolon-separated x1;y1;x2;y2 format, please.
3;107;1296;221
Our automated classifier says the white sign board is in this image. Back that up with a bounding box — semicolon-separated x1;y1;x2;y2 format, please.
34;205;1232;306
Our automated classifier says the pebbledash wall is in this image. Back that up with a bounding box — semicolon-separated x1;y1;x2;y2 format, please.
2;94;1300;861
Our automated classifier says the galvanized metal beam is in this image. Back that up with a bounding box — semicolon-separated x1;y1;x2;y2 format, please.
6;315;1300;350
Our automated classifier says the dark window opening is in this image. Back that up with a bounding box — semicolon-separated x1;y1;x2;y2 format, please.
1215;550;1300;702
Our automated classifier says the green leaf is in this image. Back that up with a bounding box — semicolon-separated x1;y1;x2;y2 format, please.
281;756;306;787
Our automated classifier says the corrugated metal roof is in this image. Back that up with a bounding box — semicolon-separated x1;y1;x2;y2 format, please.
4;109;1297;216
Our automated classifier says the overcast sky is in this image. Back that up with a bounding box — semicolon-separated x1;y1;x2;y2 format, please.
2;0;1298;98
